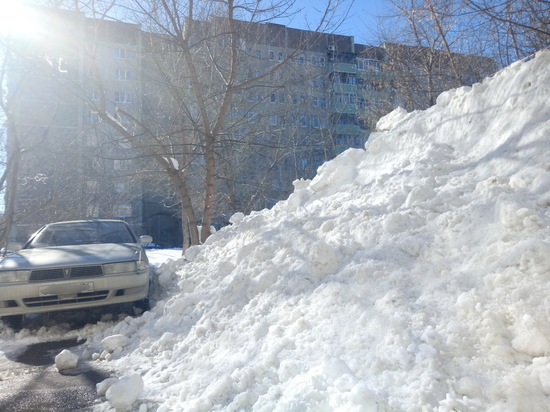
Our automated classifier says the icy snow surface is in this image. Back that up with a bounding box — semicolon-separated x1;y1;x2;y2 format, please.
1;50;550;411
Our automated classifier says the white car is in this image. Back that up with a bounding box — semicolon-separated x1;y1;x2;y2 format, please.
0;219;153;327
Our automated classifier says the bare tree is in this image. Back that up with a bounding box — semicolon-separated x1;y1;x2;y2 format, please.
374;0;497;111
0;58;22;250
81;0;343;249
464;0;549;66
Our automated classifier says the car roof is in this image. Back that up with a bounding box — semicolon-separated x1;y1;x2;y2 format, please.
44;219;129;226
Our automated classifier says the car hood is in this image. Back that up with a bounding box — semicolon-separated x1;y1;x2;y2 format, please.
0;243;145;271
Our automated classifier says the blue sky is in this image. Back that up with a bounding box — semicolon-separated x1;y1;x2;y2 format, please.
273;0;392;45
0;1;392;45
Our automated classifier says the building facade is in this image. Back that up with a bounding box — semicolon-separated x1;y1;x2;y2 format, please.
5;7;493;245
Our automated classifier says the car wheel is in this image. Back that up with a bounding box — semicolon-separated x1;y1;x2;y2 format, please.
133;297;150;314
2;314;24;329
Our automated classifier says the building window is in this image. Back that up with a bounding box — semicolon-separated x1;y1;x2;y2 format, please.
357;58;381;72
270;93;276;103
319;57;326;67
319;97;327;108
312;56;318;66
277;51;283;61
299;55;305;65
292;95;298;105
301;116;308;128
312;117;320;128
115;69;132;81
88;111;100;123
115;48;133;59
312;97;318;107
270;115;278;126
334;93;356;105
269;50;275;60
114;91;132;103
256;50;262;58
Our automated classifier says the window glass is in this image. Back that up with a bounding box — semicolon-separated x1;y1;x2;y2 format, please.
27;221;136;247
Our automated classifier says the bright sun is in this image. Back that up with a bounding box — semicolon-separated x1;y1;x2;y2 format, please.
0;1;41;37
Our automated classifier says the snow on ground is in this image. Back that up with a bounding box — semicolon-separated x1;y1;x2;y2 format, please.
1;50;549;411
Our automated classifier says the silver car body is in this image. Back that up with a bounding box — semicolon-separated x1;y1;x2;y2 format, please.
0;220;152;317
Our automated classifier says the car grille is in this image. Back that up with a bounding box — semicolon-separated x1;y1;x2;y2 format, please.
30;265;104;281
23;290;109;307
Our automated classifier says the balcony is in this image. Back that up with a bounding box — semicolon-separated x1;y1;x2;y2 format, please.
331;124;362;135
329;62;357;74
331;102;357;114
332;82;357;94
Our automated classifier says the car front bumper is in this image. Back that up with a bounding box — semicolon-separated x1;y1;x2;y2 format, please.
0;270;149;317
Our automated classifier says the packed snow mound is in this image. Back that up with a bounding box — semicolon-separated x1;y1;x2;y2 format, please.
94;51;549;411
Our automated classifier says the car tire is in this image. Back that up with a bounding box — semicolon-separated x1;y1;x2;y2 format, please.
2;314;24;329
133;297;150;314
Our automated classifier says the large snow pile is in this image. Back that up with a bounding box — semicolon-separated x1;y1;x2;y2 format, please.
2;50;548;411
86;50;549;411
93;50;549;411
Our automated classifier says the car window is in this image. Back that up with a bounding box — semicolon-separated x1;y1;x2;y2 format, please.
26;221;136;248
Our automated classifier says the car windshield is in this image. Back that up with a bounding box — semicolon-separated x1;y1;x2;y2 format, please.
26;221;136;248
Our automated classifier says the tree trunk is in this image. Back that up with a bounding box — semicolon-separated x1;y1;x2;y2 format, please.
0;146;21;251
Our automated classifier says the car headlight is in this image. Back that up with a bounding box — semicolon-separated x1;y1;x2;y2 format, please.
0;270;31;282
103;261;137;275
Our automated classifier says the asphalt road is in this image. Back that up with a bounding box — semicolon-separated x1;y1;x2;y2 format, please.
0;311;117;412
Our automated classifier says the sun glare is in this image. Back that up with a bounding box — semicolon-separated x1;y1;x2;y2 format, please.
0;1;41;38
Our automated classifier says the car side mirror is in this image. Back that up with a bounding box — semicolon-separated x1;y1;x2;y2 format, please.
139;235;153;244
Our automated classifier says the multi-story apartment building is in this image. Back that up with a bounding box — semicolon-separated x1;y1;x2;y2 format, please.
4;7;492;245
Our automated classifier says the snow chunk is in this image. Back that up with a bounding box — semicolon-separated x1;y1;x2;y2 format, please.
105;374;144;410
97;377;118;397
55;349;79;371
102;334;130;353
